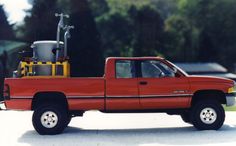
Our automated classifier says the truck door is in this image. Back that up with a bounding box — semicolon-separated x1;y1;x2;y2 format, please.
138;60;191;109
106;60;140;110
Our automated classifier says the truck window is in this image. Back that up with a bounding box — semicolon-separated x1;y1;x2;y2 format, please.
116;60;135;78
141;60;175;78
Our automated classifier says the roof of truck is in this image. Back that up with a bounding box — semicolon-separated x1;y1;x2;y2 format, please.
106;56;164;60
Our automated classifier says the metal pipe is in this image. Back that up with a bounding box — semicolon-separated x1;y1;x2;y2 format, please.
64;31;68;57
64;25;74;57
55;13;69;61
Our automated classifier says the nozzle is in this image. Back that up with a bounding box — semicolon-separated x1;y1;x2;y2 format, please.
55;13;69;18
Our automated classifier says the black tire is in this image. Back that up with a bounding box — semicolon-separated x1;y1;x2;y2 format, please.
32;104;68;135
180;112;191;124
190;100;225;130
65;115;72;127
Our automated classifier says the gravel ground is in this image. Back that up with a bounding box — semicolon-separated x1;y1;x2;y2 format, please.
0;110;236;146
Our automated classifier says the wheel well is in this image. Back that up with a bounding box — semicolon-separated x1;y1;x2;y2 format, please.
32;92;68;110
191;90;226;106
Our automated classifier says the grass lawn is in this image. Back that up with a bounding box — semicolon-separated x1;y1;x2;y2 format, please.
224;105;236;111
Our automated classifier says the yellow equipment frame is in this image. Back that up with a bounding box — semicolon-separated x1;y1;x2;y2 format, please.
19;61;70;78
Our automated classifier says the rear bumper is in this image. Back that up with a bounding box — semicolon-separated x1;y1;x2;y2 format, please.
225;93;236;106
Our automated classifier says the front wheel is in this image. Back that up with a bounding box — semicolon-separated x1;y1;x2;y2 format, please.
32;104;68;135
191;100;225;130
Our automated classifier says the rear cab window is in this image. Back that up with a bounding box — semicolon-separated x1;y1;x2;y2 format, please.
115;60;136;78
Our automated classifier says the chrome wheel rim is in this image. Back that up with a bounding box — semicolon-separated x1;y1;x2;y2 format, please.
200;107;217;124
40;111;58;128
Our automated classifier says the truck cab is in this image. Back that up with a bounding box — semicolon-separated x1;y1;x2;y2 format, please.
105;57;190;111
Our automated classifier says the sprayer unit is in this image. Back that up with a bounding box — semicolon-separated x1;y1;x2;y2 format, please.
14;13;74;78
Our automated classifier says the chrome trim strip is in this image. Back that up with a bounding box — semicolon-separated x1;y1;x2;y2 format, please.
107;94;193;98
141;94;193;98
67;95;104;97
106;95;138;98
11;96;33;99
67;96;104;98
10;95;104;99
10;94;193;99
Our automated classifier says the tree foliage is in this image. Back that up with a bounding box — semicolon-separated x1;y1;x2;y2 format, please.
22;0;60;42
93;0;165;57
176;0;236;69
67;0;104;77
0;5;15;40
14;0;236;74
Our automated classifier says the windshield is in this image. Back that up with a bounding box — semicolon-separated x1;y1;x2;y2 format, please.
165;60;189;76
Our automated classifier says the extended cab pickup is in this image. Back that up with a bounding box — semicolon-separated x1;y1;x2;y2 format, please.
2;57;236;135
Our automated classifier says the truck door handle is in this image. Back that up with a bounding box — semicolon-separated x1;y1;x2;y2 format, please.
139;81;148;85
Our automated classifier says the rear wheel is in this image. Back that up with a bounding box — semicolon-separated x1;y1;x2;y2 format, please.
32;104;68;135
65;115;72;126
191;100;225;130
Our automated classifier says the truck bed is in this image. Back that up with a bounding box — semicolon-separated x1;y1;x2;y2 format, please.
4;77;105;110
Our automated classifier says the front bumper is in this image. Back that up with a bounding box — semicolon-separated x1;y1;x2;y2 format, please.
226;93;236;106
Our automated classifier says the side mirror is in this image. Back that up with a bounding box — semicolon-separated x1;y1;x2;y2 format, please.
160;72;165;77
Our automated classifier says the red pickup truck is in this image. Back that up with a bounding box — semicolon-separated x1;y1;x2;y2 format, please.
2;57;236;135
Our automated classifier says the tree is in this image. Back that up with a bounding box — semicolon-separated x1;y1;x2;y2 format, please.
164;15;198;62
0;5;14;40
0;51;8;101
0;5;13;98
131;6;164;57
96;11;134;57
95;2;165;57
150;0;178;20
22;0;60;42
88;0;109;17
67;0;104;77
178;0;236;69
